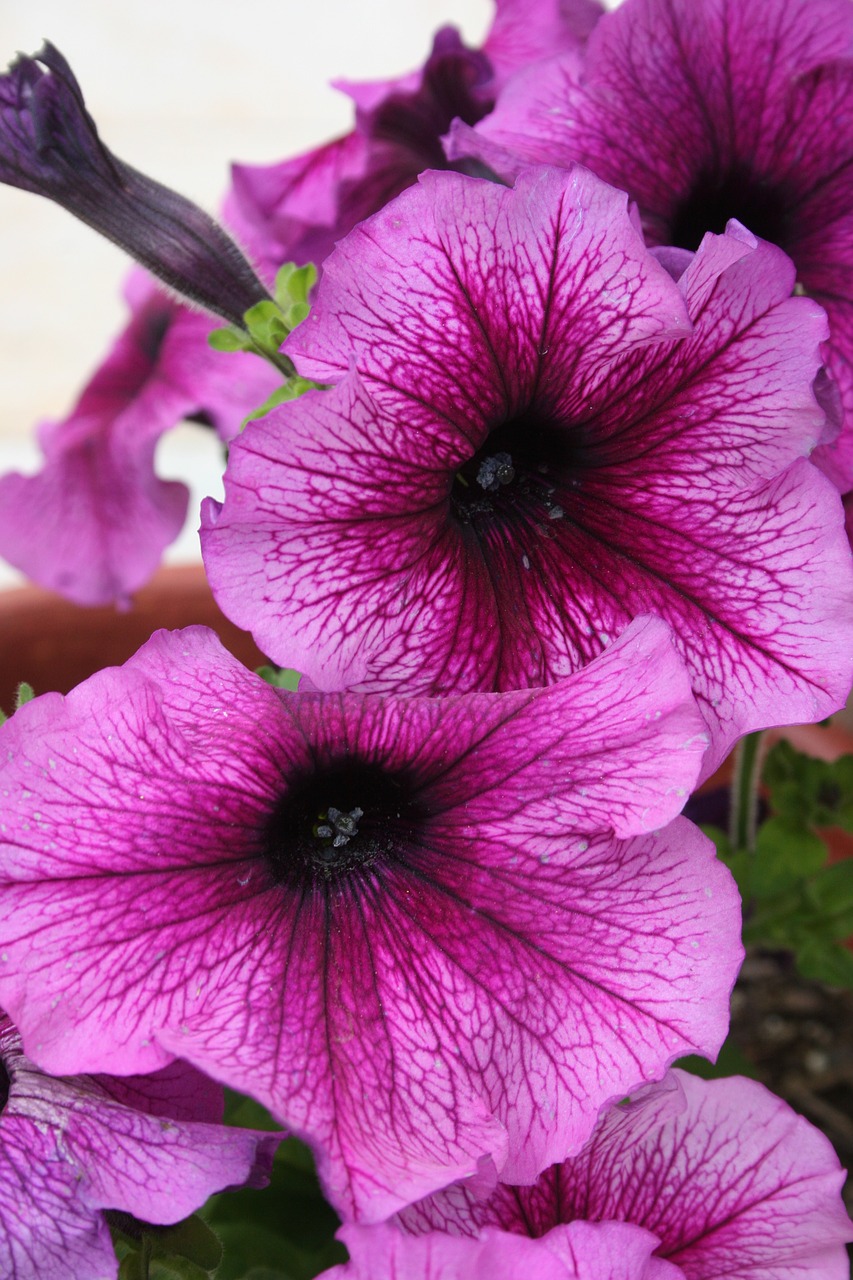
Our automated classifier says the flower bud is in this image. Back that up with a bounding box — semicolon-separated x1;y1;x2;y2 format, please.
0;42;271;326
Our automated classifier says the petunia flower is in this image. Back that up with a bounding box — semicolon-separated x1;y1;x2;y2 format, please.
447;0;853;488
225;26;496;282
0;271;278;606
0;42;271;327
389;1069;853;1280
0;620;739;1222
0;1013;278;1280
226;2;599;280
324;1219;680;1280
202;165;853;776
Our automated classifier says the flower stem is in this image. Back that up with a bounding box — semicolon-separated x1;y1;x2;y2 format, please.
729;730;764;853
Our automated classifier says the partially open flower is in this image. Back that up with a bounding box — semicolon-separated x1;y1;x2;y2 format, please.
0;621;739;1222
0;1013;278;1280
0;43;270;327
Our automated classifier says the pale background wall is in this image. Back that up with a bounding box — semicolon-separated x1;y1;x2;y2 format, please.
0;0;495;585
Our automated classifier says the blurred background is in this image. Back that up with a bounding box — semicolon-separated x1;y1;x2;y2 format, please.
0;0;494;584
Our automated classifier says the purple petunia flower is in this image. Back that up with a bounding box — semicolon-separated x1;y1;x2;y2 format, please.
202;165;853;776
325;1219;679;1280
225;2;599;281
0;1013;278;1280
448;0;853;488
0;270;278;606
382;1069;853;1280
0;620;740;1221
225;26;496;281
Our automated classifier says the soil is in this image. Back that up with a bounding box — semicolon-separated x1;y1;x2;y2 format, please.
730;949;853;1229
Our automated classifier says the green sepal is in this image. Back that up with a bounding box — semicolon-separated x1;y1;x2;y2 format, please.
244;301;289;356
274;262;317;331
255;665;302;692
14;681;35;709
208;326;254;354
242;377;316;427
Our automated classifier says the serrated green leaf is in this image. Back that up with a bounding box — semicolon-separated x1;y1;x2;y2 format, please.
752;817;827;895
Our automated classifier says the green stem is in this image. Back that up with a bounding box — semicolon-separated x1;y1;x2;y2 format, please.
729;730;765;853
139;1236;152;1280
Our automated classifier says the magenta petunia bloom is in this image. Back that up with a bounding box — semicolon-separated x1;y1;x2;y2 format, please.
448;0;853;488
324;1219;679;1280
225;26;495;281
0;271;277;606
225;1;598;281
391;1069;853;1280
0;1013;278;1280
0;620;739;1222
202;165;853;776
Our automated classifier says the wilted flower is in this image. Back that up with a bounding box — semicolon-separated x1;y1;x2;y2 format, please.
0;621;739;1221
203;165;853;775
0;1013;278;1280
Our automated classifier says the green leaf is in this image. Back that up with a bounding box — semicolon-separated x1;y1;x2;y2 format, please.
203;1138;344;1280
675;1036;758;1080
752;817;827;895
274;262;317;330
255;665;302;692
794;938;853;987
763;740;853;830
150;1216;221;1271
805;860;853;940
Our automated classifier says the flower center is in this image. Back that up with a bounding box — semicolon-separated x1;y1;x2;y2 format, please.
263;763;423;887
451;406;581;524
669;164;790;253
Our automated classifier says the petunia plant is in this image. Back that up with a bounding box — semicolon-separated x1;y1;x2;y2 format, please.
0;1;851;1277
